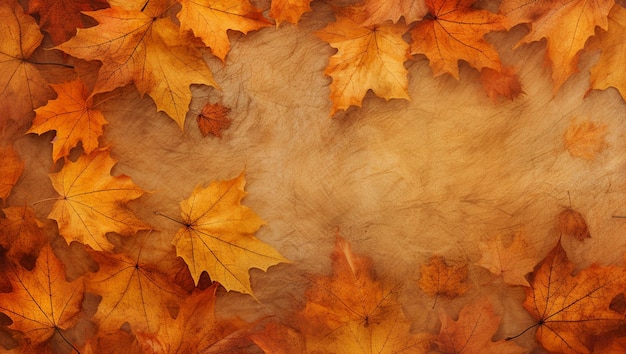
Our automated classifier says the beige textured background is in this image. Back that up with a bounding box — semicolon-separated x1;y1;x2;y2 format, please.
6;1;626;352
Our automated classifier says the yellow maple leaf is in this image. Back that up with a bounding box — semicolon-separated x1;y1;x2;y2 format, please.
316;10;410;115
500;0;613;93
55;4;216;130
170;172;288;296
48;149;150;251
27;79;107;162
269;0;313;26
177;0;272;61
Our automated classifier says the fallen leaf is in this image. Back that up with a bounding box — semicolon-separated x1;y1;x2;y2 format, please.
0;0;54;125
86;249;189;334
297;234;432;353
435;297;527;353
477;230;536;287
418;255;469;307
171;172;288;295
563;119;608;161
556;208;591;241
177;0;272;61
480;66;523;102
269;0;313;26
409;0;508;79
0;206;46;266
316;10;410;115
56;4;216;130
135;283;255;353
0;146;24;202
517;240;626;353
48;149;150;251
196;102;231;137
83;330;142;354
589;5;626;101
361;0;428;26
27;79;108;162
500;0;613;93
0;244;84;349
27;0;109;45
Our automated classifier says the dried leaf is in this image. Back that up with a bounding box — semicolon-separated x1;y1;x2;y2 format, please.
556;208;591;241
196;103;231;137
171;172;288;295
48;149;150;251
418;255;469;307
477;230;536;287
590;5;626;101
0;206;46;265
28;79;107;162
269;0;313;26
563;119;608;161
0;146;24;203
480;66;523;102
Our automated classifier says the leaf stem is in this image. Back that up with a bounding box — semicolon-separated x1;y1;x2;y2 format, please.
154;211;185;225
24;59;74;69
505;322;539;341
32;197;60;205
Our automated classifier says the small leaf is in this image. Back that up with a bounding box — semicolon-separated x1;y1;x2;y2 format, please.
418;255;469;307
196;102;231;138
563;119;608;161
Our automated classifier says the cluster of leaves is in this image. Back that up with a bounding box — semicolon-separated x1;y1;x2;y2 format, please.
2;0;626;352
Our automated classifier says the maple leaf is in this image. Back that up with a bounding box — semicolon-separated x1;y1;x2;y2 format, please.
418;255;469;307
361;0;428;26
269;0;313;26
27;79;107;163
0;244;84;350
409;0;508;79
316;11;410;115
480;66;523;102
563;119;608;161
435;297;527;353
556;207;591;241
170;172;288;295
135;283;255;353
86;248;189;334
500;0;613;93
196;102;231;137
48;149;150;251
0;0;54;125
0;206;46;265
83;330;142;354
477;230;536;287
513;240;626;353
0;146;24;202
27;0;109;46
177;0;272;61
589;5;626;101
55;4;216;130
298;234;432;353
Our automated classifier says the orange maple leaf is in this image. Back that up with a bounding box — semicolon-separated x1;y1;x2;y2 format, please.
55;3;216;130
409;0;508;79
0;146;24;203
83;330;142;354
0;0;54;125
589;5;626;101
169;172;288;296
0;206;46;265
27;79;107;162
135;283;255;353
0;244;84;350
177;0;272;61
477;230;536;287
196;102;231;137
316;10;410;115
480;66;523;102
48;149;150;251
563;119;608;161
513;240;626;353
418;255;469;307
297;234;433;353
85;248;189;334
435;297;527;353
248;321;306;354
500;0;613;93
269;0;313;26
361;0;428;26
27;0;109;45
